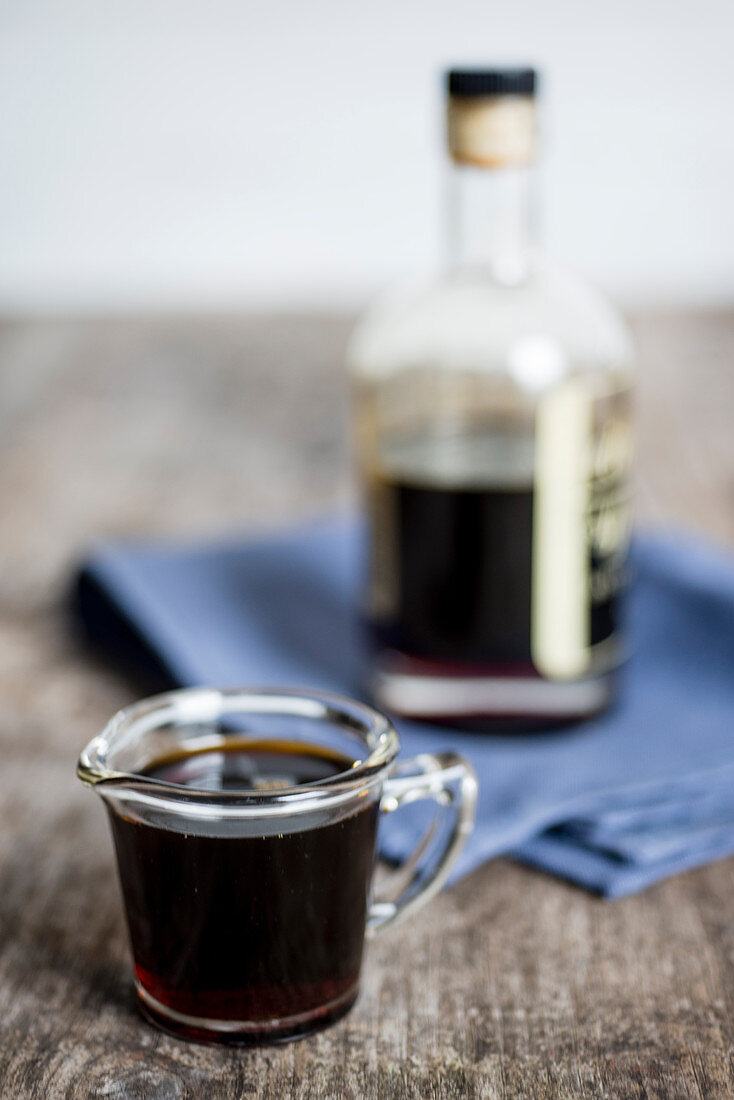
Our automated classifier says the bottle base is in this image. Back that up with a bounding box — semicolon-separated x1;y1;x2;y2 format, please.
372;653;615;730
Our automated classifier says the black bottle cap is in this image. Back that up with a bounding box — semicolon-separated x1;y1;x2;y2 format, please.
447;68;537;99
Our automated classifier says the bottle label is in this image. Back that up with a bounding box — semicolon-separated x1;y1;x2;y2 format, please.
532;381;632;679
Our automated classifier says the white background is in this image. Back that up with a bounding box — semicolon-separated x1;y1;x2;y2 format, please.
1;0;733;312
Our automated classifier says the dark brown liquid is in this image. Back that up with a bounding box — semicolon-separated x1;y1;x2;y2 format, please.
370;477;619;667
109;742;379;1040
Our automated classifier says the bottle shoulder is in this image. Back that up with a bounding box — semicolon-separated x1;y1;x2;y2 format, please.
349;258;634;385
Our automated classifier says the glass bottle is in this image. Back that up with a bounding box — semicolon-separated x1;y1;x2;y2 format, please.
348;68;634;728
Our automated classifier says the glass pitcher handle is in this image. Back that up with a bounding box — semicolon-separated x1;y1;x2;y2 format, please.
366;752;477;936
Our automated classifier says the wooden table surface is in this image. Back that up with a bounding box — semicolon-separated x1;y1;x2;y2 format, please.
0;311;733;1099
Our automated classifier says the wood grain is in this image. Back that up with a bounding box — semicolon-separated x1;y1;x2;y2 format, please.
0;311;732;1098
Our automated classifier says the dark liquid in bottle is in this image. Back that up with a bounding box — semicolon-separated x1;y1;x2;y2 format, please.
109;742;378;1042
372;478;537;664
367;459;624;726
371;473;621;659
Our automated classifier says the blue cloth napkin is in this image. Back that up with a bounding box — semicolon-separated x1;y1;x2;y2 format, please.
74;517;734;898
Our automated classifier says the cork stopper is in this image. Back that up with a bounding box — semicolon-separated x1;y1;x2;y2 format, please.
447;95;537;169
446;68;538;169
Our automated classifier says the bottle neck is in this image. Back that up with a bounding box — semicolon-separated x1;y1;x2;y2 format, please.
446;162;537;285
